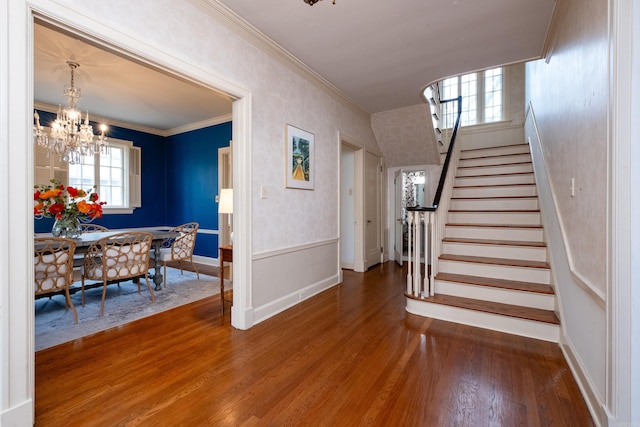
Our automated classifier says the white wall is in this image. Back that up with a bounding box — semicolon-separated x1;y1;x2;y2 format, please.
1;0;382;423
525;0;608;423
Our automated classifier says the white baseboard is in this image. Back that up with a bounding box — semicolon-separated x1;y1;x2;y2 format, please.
559;335;606;427
1;398;33;427
253;273;341;325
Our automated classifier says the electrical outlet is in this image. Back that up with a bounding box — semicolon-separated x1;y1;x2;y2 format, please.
260;185;268;199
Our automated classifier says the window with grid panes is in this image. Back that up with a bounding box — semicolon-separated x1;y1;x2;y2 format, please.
441;67;504;128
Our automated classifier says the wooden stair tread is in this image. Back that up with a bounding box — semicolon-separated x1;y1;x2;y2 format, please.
442;237;546;248
461;144;528;154
439;254;550;269
451;195;538;200
445;223;542;229
458;161;532;169
460;152;530;161
419;294;560;325
454;183;536;189
446;223;543;229
435;272;554;294
456;171;533;178
448;209;540;213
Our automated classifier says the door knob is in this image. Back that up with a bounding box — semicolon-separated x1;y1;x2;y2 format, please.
367;220;372;224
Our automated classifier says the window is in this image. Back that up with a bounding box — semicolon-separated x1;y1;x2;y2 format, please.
440;67;504;128
35;137;141;213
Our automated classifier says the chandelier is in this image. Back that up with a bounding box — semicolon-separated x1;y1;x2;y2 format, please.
304;0;336;5
34;61;108;164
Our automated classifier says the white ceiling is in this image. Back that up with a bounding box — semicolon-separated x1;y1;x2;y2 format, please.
34;22;233;135
34;0;555;133
216;0;555;113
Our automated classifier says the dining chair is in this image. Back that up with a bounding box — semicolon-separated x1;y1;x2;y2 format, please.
79;224;109;233
82;231;154;316
154;222;200;288
34;237;78;323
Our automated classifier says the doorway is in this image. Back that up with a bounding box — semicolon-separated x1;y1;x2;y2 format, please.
395;170;427;262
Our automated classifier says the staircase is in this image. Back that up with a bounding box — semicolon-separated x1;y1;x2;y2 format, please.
406;143;560;342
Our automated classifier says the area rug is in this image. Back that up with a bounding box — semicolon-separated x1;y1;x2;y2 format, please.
35;268;222;351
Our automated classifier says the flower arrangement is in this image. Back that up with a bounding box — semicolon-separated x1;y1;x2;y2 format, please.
34;180;106;237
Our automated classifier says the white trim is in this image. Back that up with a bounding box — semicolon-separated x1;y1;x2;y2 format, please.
559;337;605;427
34;95;232;138
607;0;638;424
253;237;338;260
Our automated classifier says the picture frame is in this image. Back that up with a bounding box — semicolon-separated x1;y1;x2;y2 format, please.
285;124;314;190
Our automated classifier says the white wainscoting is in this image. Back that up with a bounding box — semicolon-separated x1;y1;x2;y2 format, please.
252;238;341;325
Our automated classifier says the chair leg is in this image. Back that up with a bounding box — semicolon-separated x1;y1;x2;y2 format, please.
81;276;86;306
65;286;78;324
190;257;200;280
100;280;107;317
144;274;155;303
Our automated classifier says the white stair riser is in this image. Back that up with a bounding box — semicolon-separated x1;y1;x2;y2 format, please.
448;211;541;225
434;280;556;310
450;198;538;211
406;298;559;342
455;174;535;187
453;185;537;198
442;241;547;262
457;163;533;177
459;153;532;168
445;226;544;242
460;145;530;159
438;259;550;283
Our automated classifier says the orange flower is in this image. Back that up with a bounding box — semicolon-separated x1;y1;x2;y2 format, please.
76;200;91;214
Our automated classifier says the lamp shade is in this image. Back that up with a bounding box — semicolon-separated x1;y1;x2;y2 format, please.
218;188;233;214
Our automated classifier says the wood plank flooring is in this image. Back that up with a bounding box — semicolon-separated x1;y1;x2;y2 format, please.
35;262;594;426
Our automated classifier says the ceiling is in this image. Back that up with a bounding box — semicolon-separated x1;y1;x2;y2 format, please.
34;22;233;135
34;0;555;133
215;0;555;113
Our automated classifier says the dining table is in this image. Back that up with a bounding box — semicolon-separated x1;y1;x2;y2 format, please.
35;228;179;291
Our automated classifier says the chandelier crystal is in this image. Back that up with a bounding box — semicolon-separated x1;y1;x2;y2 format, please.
34;61;108;164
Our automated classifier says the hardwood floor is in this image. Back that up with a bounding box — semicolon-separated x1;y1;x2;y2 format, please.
35;262;594;426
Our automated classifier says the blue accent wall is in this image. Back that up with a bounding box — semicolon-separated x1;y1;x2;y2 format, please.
34;109;231;259
166;122;232;257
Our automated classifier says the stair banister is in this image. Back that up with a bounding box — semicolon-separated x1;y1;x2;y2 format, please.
406;96;462;298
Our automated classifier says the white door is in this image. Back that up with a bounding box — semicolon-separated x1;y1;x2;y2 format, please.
394;169;403;266
365;151;382;269
218;144;232;247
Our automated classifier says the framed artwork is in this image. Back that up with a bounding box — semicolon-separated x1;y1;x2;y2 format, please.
285;124;314;190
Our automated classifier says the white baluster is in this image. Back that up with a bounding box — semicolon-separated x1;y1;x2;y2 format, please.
413;212;421;297
406;212;413;295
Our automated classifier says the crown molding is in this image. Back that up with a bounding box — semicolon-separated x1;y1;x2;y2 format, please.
191;0;370;118
34;102;231;137
165;114;233;136
540;0;570;63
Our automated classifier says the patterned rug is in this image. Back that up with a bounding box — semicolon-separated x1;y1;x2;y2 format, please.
35;267;222;351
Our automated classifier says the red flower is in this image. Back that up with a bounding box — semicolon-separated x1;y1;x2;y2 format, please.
67;186;79;197
47;203;65;216
34;190;41;200
90;193;99;202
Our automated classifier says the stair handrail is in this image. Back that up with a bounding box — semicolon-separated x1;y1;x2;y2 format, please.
405;96;462;298
408;95;462;212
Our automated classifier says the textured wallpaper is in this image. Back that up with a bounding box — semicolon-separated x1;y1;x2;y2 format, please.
59;0;381;254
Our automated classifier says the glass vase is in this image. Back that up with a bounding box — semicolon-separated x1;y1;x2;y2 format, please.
51;216;82;239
